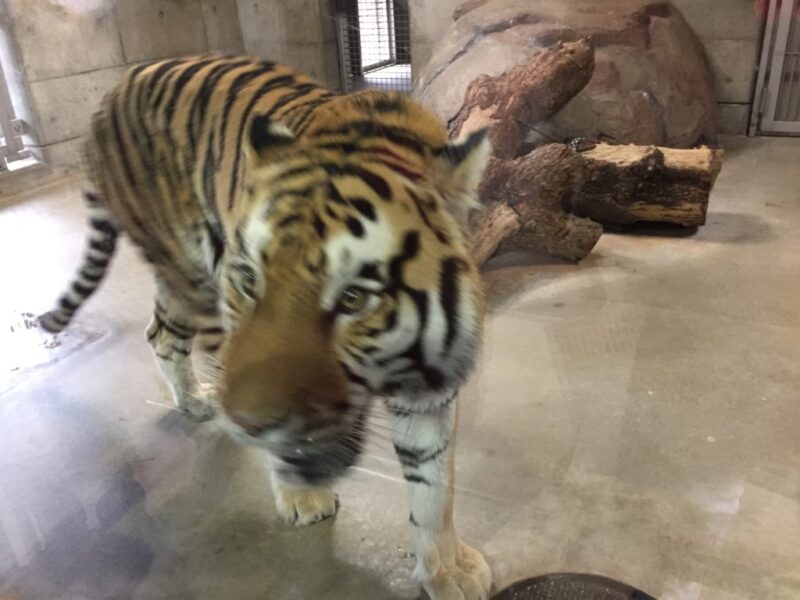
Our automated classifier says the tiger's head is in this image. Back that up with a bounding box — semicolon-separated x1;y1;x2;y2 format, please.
218;92;490;485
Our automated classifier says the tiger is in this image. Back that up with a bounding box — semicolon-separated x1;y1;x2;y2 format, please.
39;55;492;600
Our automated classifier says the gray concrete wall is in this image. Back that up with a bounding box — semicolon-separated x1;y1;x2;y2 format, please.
670;0;762;135
410;0;763;135
236;0;340;90
3;0;244;171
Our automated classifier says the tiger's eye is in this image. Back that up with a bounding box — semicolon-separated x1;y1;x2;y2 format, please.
338;287;369;315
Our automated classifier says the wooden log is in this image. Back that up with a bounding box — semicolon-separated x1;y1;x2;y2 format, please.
470;203;520;266
570;143;724;226
450;38;596;159
472;144;603;264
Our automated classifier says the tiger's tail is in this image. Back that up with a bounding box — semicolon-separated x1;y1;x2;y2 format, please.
39;191;119;333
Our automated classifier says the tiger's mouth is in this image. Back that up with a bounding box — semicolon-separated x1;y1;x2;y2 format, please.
272;408;368;485
222;403;370;486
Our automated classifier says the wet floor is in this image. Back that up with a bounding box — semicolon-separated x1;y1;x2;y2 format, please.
1;136;799;599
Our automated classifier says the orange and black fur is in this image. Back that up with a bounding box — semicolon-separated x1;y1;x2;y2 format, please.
41;55;491;599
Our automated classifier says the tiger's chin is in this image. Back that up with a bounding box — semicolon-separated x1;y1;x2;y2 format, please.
219;407;369;487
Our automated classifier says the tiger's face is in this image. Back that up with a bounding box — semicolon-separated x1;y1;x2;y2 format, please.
218;94;490;485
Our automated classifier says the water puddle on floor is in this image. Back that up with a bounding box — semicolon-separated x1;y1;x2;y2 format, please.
0;311;103;394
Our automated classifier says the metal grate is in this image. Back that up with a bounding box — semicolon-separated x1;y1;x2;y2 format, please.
334;0;411;93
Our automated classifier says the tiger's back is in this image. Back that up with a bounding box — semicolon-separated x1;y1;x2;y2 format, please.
83;56;332;310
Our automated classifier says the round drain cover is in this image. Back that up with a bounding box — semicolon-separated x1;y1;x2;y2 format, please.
491;573;656;600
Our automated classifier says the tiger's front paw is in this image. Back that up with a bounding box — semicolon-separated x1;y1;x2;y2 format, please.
420;541;491;600
178;383;217;421
273;484;339;526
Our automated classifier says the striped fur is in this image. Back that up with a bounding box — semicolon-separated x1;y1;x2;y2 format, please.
40;55;492;598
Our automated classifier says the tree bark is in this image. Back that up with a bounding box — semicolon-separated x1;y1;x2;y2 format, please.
472;145;603;264
450;38;596;158
454;38;723;264
570;143;724;226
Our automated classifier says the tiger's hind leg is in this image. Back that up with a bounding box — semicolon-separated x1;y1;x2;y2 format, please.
146;281;217;421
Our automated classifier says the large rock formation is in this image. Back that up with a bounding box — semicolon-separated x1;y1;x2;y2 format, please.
415;0;718;148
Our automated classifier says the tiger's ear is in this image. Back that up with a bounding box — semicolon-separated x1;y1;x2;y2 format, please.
246;114;296;164
435;128;491;221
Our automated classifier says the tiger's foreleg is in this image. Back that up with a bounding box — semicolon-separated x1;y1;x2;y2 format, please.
388;393;491;600
146;281;216;421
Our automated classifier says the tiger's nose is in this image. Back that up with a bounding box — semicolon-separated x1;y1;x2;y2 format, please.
227;409;270;437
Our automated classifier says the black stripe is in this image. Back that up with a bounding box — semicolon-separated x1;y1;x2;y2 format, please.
389;231;420;282
113;83;176;241
340;361;369;388
72;281;95;297
358;263;382;283
79;269;104;284
345;217;364;237
59;296;79;313
360;169;392;201
199;326;225;335
86;255;110;269
344;347;365;366
108;103;139;195
171;345;191;357
163;58;217;127
149;60;186;110
206;221;225;269
350;198;376;221
315;141;359;153
409;513;419;527
293;95;335;134
327;181;348;205
402;473;430;486
124;70;155;179
202;134;217;210
408;189;448;244
89;237;116;254
50;312;70;326
187;59;255;154
129;60;156;78
265;83;321;118
385;402;409;417
273;163;318;185
439;258;462;353
394;441;449;467
345;166;390;201
227;74;298;210
312;214;326;238
313;121;425;154
271;184;321;203
147;60;184;100
154;313;194;340
84;191;102;205
217;64;281;158
89;218;116;237
277;214;303;228
369;95;405;114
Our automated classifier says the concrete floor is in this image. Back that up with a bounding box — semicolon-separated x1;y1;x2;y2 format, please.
1;136;799;600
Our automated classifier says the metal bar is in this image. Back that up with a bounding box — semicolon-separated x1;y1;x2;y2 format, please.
751;0;781;134
760;0;800;132
788;10;800;119
0;50;25;164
